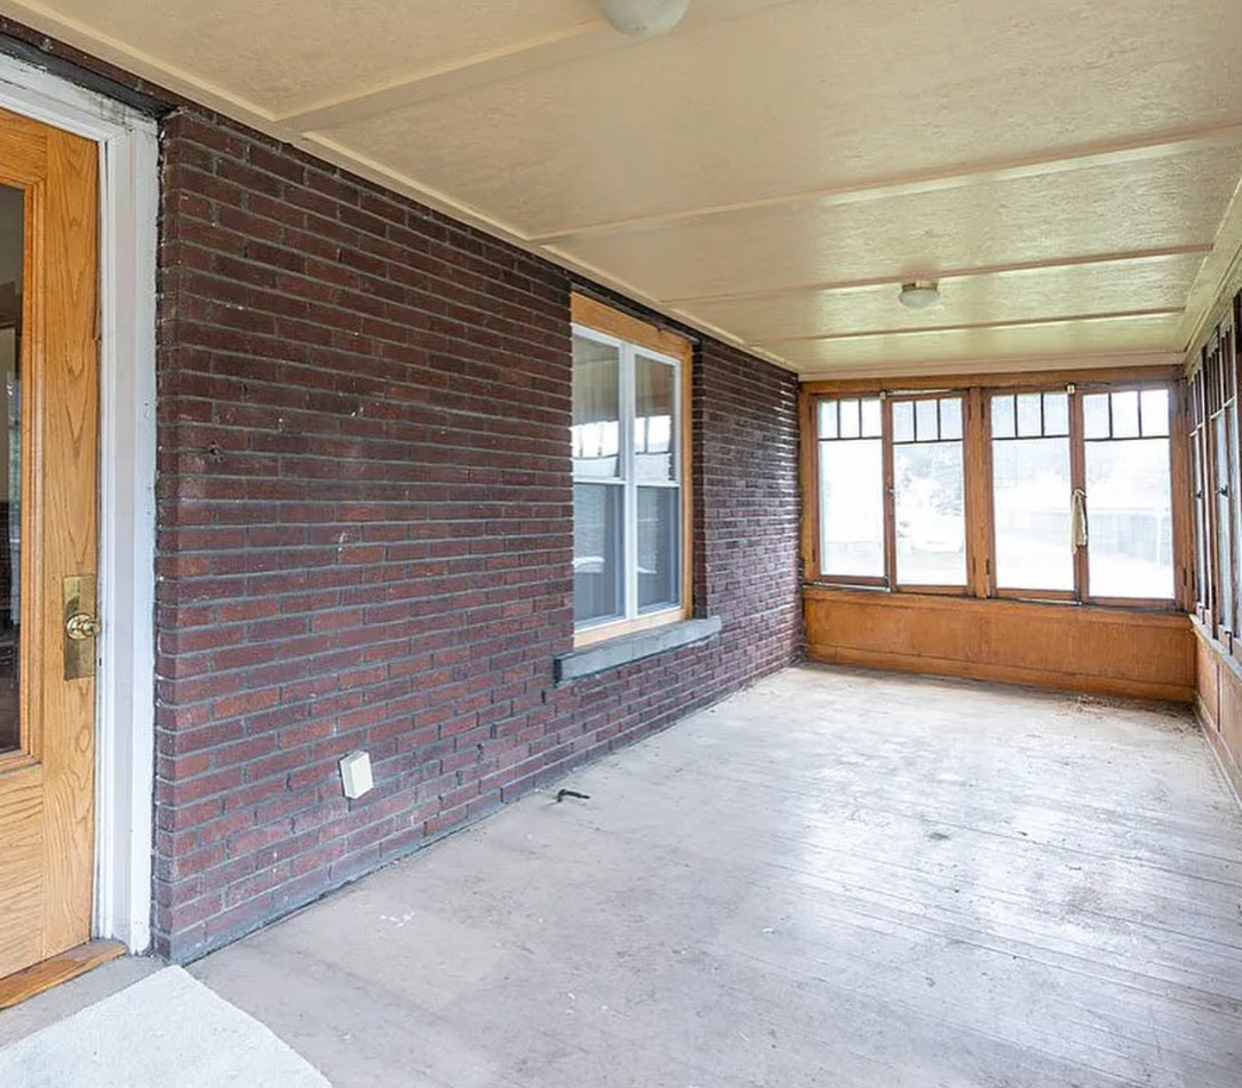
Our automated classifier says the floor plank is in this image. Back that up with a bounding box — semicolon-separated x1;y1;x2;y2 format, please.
189;666;1242;1088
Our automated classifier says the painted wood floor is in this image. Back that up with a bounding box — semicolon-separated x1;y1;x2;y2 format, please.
23;665;1239;1087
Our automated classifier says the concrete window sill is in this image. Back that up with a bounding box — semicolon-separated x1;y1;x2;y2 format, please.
555;616;723;684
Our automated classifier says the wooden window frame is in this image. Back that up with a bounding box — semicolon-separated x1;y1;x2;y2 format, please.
801;365;1187;614
570;294;693;648
1189;293;1242;664
887;391;972;596
985;384;1077;603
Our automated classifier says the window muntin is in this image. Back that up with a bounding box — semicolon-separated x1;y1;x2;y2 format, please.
817;398;884;579
572;325;683;631
1082;390;1175;601
990;392;1073;593
892;396;966;587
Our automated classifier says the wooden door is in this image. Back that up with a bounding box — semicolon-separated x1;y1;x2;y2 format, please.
0;107;99;980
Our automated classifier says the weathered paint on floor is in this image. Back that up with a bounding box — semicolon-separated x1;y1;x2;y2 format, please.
8;665;1242;1086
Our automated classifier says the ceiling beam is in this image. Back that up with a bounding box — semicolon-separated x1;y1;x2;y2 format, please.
754;308;1185;346
666;246;1214;307
533;122;1242;244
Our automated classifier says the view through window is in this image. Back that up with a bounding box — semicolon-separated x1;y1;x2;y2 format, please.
812;382;1176;606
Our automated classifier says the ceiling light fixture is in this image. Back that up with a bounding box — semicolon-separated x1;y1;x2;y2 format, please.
898;281;941;310
594;0;692;37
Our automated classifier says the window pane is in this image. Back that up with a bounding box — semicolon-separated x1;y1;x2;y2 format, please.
1141;388;1169;437
572;336;620;478
1193;437;1208;605
940;398;963;441
1016;393;1042;438
1085;438;1174;599
1112;391;1140;439
573;483;623;623
915;399;937;441
1214;414;1233;628
818;401;838;440
992;395;1015;439
892;401;914;443
635;355;675;482
839;400;860;439
860;397;882;438
637;487;679;611
992;436;1073;591
1083;393;1110;439
1233;407;1242;623
894;442;966;585
819;438;884;577
0;184;20;755
1044;393;1069;436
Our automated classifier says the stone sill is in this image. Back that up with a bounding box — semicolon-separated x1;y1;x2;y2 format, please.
554;616;723;684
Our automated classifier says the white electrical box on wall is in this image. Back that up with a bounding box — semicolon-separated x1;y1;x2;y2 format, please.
339;750;374;799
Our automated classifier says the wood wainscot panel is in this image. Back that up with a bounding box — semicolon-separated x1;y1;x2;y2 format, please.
805;587;1195;703
1192;622;1242;804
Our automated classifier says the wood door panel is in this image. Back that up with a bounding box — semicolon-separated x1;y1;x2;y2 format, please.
36;126;98;958
0;111;99;978
0;770;45;978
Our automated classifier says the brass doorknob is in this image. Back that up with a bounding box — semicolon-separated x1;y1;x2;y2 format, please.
65;612;102;641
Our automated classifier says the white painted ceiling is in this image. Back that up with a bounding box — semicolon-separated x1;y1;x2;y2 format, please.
7;0;1242;378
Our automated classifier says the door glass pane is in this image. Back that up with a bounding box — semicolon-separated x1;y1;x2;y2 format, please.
1086;437;1174;599
892;400;914;443
894;441;966;585
819;437;884;578
992;435;1074;591
1083;393;1110;439
1044;393;1069;436
634;355;675;482
637;486;679;611
571;335;621;479
573;483;623;624
0;185;21;755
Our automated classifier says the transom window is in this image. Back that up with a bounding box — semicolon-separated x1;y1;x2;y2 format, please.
570;296;691;644
808;380;1178;608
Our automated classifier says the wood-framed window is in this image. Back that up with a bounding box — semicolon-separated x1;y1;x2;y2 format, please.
803;371;1184;611
570;294;692;647
1190;292;1241;653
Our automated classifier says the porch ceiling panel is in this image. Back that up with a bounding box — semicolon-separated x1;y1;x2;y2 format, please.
5;0;1242;377
683;252;1208;345
550;149;1242;302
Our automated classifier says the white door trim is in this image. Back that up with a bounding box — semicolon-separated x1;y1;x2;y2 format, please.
0;51;158;953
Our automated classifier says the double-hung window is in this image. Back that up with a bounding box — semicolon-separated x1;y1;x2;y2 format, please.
808;378;1180;609
571;297;691;645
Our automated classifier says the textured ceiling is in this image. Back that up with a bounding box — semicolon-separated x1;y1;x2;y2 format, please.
7;0;1242;378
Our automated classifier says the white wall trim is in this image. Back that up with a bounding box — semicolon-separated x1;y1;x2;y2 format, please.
0;51;158;954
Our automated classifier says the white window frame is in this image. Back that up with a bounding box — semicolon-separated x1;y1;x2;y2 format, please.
572;323;684;637
0;51;159;954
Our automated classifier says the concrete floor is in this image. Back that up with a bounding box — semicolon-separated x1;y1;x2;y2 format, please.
5;665;1242;1086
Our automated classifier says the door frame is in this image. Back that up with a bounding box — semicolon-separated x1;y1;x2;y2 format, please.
0;51;157;954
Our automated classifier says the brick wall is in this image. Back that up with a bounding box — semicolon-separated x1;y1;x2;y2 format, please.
144;107;801;959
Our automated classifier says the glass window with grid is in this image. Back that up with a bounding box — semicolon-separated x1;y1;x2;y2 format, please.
572;327;682;631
